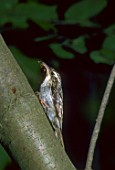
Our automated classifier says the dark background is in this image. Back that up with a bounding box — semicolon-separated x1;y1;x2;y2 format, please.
0;0;115;170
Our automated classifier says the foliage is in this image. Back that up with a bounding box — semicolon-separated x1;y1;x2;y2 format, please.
0;0;115;66
65;0;107;25
0;145;11;170
49;43;75;59
0;0;57;30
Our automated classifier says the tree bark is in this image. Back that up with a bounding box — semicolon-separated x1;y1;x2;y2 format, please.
0;34;76;170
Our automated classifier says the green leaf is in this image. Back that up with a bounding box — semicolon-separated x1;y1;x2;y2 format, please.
28;2;57;20
104;24;115;35
0;0;19;26
64;36;87;54
0;1;58;30
103;35;115;51
72;36;87;54
0;144;11;170
0;0;28;28
15;2;58;30
49;43;75;59
79;19;100;27
0;0;17;10
35;34;56;42
9;13;28;28
9;46;42;90
90;49;115;65
65;0;107;25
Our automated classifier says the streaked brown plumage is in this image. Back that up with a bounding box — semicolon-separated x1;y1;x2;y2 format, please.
38;61;64;147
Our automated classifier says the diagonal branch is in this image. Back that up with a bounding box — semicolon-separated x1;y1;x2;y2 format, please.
85;64;115;170
0;34;76;170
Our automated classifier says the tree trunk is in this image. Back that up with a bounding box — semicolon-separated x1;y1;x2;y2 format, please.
0;34;76;170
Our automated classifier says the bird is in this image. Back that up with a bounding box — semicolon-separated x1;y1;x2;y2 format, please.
38;61;64;147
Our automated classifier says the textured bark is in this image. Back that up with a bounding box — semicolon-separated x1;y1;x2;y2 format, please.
0;34;76;170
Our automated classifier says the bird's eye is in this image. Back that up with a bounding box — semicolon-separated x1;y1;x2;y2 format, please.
41;66;46;73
